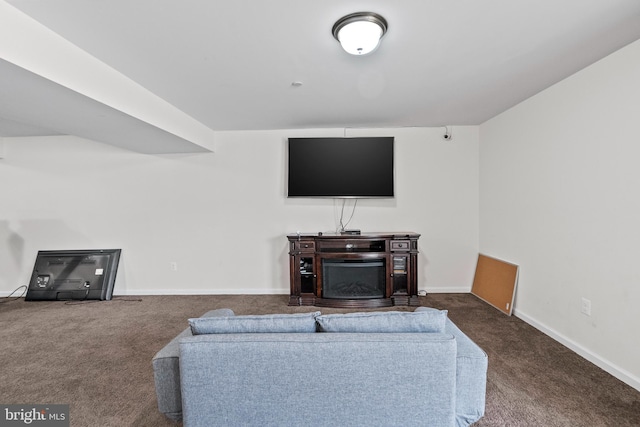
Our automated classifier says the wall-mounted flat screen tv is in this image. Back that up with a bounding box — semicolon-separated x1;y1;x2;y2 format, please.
25;249;121;301
288;137;394;198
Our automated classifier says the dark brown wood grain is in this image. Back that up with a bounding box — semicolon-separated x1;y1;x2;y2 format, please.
287;232;420;307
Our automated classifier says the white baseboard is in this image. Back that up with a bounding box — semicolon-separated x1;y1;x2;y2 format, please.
425;286;471;293
113;288;290;296
123;288;474;296
0;288;28;298
0;288;291;297
514;308;640;392
3;286;471;297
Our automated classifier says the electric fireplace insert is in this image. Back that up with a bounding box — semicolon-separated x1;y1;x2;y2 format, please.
322;259;386;299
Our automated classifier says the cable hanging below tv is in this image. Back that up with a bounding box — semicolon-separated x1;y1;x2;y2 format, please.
25;249;121;301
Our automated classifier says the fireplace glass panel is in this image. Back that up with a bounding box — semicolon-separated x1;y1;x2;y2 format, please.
322;259;385;299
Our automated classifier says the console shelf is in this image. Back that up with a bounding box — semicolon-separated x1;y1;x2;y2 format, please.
287;232;420;308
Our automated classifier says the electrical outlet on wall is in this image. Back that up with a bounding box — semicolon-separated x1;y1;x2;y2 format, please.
581;297;591;316
170;262;178;272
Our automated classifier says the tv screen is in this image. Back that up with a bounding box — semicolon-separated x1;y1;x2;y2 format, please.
288;137;394;198
25;249;121;301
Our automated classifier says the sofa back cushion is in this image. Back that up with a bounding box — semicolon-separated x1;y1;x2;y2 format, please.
189;311;320;334
315;310;448;333
179;333;457;427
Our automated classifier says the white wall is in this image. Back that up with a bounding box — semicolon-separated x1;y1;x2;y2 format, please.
480;39;640;389
0;126;479;296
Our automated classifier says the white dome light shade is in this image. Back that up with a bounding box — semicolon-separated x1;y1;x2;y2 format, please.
332;12;388;56
337;21;383;55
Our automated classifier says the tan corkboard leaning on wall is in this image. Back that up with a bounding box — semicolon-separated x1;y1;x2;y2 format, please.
472;254;519;315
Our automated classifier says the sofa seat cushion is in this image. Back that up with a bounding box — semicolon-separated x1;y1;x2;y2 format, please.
189;311;320;334
315;309;448;333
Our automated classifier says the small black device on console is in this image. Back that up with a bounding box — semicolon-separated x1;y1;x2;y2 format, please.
340;229;361;235
25;249;121;301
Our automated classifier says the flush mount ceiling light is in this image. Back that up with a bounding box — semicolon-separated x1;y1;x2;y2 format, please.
332;12;388;56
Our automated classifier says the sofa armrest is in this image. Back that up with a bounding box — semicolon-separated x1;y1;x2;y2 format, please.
415;307;488;427
152;308;234;421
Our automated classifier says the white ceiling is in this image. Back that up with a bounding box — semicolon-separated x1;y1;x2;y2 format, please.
2;0;640;151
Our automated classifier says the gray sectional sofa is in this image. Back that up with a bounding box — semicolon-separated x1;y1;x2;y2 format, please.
152;307;487;427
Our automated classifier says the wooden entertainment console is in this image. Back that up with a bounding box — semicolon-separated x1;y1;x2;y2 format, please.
287;232;420;308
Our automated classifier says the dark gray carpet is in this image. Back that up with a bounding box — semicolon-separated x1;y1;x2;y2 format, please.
0;294;638;426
